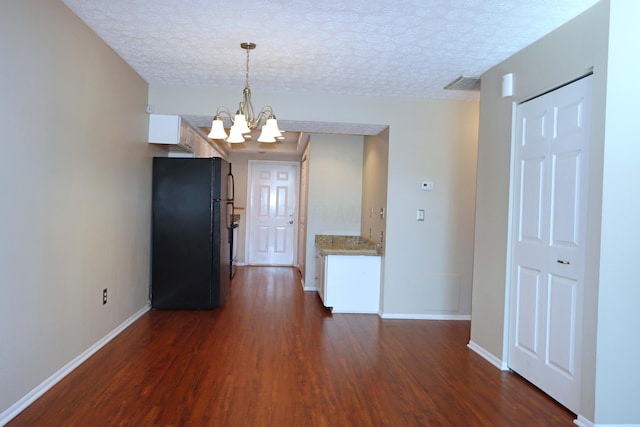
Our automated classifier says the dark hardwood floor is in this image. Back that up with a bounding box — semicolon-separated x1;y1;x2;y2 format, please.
8;266;575;426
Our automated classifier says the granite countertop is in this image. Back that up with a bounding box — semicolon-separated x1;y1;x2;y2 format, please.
315;235;381;256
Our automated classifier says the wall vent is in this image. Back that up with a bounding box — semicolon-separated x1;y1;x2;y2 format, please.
444;76;481;91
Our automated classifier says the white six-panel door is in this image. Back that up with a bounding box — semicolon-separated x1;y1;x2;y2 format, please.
247;161;298;266
508;75;592;413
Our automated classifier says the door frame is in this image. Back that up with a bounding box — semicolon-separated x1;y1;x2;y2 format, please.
245;160;300;266
502;73;593;377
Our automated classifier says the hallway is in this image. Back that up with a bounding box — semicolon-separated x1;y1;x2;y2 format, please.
8;267;574;426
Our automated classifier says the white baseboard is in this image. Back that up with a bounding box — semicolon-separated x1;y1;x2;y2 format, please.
331;309;379;314
0;304;150;427
574;417;640;427
574;416;594;427
300;277;318;292
467;340;509;371
380;313;471;320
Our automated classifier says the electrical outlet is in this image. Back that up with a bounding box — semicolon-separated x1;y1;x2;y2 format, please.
103;288;108;305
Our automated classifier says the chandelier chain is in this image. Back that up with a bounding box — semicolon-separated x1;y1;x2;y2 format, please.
245;47;250;89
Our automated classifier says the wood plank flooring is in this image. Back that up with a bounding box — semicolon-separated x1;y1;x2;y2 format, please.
8;266;575;426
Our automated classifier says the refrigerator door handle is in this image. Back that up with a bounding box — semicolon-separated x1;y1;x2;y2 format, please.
227;170;235;201
225;201;233;232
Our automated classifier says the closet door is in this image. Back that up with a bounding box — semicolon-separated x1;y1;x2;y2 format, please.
508;75;592;413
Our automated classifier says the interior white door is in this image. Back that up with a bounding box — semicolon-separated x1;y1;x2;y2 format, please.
247;161;298;266
508;75;592;413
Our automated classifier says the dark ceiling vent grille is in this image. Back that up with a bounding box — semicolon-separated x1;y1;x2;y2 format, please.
444;76;481;91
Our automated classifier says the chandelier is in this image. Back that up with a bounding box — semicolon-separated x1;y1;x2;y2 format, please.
208;42;283;144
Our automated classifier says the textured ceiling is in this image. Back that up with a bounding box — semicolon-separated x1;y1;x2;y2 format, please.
61;0;599;101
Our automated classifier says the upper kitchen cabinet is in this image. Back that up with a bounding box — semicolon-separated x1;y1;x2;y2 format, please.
148;114;193;152
148;114;221;158
189;126;220;158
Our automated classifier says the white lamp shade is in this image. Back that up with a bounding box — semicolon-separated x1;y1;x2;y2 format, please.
227;125;246;143
208;118;228;139
257;122;276;143
234;114;251;134
266;118;282;138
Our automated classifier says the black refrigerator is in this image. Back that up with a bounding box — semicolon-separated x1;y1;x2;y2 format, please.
151;157;234;309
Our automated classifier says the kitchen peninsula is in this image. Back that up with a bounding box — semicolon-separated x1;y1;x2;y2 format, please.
315;235;381;314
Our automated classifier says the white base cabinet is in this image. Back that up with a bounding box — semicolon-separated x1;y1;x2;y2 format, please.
316;248;381;314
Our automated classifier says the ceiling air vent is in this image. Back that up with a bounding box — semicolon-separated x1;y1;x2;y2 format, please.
444;76;481;91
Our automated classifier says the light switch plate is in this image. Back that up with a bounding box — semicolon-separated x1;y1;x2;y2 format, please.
417;209;425;221
421;181;434;191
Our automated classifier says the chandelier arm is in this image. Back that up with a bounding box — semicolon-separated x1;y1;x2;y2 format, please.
213;107;235;130
215;107;235;120
261;105;275;116
253;110;272;129
258;106;279;127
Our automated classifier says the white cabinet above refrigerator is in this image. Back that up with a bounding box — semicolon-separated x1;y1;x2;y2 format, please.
148;114;194;152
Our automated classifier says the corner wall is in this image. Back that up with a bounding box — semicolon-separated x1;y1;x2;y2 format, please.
0;0;159;418
304;135;364;289
361;129;389;248
592;0;640;423
471;0;640;422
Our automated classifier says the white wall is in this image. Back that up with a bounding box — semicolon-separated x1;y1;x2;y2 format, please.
148;88;479;318
361;129;389;248
470;0;640;422
0;0;158;418
594;0;640;423
304;134;364;289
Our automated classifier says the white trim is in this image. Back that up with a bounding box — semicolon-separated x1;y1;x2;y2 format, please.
332;309;379;314
0;304;150;427
301;276;318;292
574;416;640;427
467;340;509;371
503;98;518;367
574;416;594;427
380;313;471;320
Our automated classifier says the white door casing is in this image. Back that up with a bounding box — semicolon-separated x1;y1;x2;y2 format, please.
297;153;309;280
247;161;298;266
508;75;592;413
